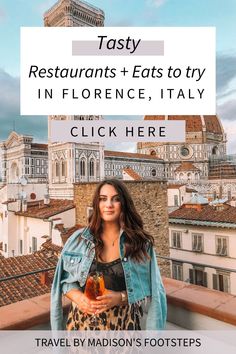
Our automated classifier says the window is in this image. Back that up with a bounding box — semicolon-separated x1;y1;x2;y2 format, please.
192;233;203;252
25;167;29;175
61;161;67;177
55;162;59;177
25;158;29;165
216;236;228;256
89;159;95;177
75;160;79;175
174;195;179;207
19;240;23;254
189;268;207;287
80;159;86;177
4;243;7;252
171;231;182;248
180;146;190;157
151;169;156;177
213;272;230;293
32;237;37;252
36;159;40;166
172;262;183;281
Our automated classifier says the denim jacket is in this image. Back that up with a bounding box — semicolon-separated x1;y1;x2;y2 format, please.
50;227;167;330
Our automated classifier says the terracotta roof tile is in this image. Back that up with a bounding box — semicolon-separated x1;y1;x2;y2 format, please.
61;224;84;239
167;184;185;189
31;143;48;150
169;204;236;224
175;162;200;172
104;150;163;161
186;187;198;193
123;167;142;180
40;239;62;254
144;115;223;135
0;250;58;307
15;199;75;219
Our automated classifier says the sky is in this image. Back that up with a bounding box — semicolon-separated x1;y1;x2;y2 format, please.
0;0;236;152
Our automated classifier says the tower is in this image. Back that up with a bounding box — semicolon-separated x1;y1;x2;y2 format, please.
44;1;105;199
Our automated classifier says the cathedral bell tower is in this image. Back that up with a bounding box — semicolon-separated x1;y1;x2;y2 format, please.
44;1;105;199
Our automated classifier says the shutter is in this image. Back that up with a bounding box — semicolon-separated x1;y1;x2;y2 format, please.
197;235;202;251
192;236;197;251
172;264;177;279
222;238;227;256
189;269;194;284
203;272;208;287
212;274;218;290
178;233;181;248
216;238;221;254
223;275;229;293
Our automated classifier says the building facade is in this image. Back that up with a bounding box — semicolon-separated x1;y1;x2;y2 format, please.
104;150;164;180
137;115;227;182
0;198;75;258
0;131;48;185
44;0;105;199
169;201;236;295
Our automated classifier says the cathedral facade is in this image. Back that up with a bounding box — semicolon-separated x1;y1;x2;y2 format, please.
137;115;227;183
0;131;48;185
44;0;105;199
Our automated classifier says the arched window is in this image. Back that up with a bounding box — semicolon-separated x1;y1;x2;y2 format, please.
187;172;192;181
80;159;86;177
89;159;95;177
55;162;59;177
150;150;156;156
10;162;19;182
151;168;157;177
61;161;67;177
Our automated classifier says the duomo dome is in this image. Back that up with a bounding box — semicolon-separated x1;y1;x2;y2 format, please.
137;115;227;181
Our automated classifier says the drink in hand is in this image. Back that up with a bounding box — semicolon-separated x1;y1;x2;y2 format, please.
85;271;105;300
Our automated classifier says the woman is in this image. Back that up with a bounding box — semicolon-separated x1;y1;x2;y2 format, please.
50;179;167;330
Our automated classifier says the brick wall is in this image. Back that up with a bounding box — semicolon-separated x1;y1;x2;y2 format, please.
74;180;170;276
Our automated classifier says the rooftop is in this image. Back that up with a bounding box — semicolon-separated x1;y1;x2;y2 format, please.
144;115;223;135
186;194;208;205
31;143;48;150
167;184;185;189
54;224;84;244
44;0;105;17
0;247;59;307
123;167;142;180
169;203;236;227
175;161;200;172
15;199;75;219
104;150;163;161
0;278;236;330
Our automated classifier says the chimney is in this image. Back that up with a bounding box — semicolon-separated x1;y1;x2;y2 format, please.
40;271;50;286
22;198;27;212
44;193;50;205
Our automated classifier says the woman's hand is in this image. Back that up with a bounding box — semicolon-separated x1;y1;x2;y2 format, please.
66;290;95;315
90;290;122;314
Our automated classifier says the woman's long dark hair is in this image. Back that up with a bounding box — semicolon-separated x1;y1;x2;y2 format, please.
88;179;154;262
